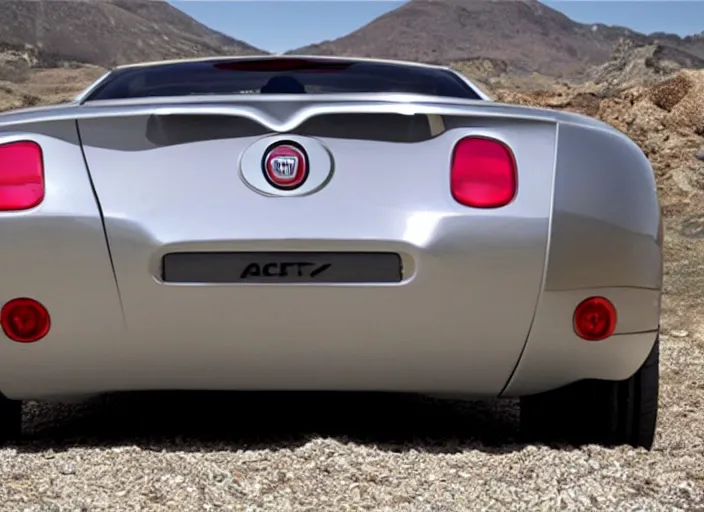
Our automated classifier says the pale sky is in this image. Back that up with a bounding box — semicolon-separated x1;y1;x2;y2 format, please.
168;1;704;53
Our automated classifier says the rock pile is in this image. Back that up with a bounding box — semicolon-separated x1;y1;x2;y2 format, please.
588;38;704;92
492;40;704;214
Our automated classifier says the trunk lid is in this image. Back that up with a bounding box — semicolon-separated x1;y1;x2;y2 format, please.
76;102;557;395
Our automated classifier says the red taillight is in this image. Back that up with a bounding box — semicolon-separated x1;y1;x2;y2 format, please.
0;298;50;343
450;137;517;208
573;297;617;342
0;141;44;211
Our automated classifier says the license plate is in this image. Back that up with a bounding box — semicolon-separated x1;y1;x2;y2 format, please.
162;252;403;283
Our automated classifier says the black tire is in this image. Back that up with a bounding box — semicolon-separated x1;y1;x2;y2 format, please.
519;335;659;449
0;394;21;444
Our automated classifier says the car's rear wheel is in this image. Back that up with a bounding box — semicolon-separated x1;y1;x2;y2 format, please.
0;395;21;444
519;335;659;449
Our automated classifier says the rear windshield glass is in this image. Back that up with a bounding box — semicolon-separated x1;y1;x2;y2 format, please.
85;58;483;101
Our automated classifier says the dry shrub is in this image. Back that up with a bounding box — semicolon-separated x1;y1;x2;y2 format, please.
649;72;693;111
665;70;704;135
21;94;40;108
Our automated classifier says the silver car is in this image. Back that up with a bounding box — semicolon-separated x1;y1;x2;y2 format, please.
0;56;661;448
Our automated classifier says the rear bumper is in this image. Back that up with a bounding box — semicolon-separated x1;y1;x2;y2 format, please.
0;283;659;401
501;286;660;397
0;237;544;400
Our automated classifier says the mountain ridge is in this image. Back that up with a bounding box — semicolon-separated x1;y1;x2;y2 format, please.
0;0;268;69
0;0;702;81
287;0;704;77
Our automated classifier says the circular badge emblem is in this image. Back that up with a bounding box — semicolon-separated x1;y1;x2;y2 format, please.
262;142;309;190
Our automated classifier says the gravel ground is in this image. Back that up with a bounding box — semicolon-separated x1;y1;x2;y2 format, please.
1;367;702;512
0;230;703;512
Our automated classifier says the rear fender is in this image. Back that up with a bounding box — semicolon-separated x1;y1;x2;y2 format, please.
0;120;124;399
503;121;662;397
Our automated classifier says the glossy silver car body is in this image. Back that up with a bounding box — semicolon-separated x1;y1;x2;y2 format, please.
0;56;661;402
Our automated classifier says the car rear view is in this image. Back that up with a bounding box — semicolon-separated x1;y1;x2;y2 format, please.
0;56;661;449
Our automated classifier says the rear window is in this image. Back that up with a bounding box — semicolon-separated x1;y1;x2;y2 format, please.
85;58;483;101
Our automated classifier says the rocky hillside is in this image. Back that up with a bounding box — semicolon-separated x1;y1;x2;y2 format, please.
587;39;704;91
491;39;704;216
0;0;266;69
290;0;704;77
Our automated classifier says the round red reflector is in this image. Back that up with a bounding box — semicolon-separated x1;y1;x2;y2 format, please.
573;297;616;341
0;298;50;343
